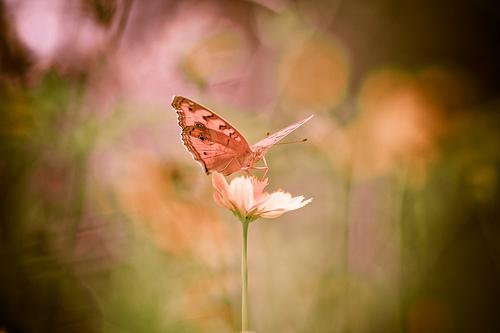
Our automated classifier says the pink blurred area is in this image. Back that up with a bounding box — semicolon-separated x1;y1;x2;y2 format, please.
7;0;280;107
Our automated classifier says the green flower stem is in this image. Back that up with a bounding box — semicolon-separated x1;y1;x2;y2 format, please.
241;218;250;332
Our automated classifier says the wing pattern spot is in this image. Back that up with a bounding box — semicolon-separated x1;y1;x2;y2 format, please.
198;132;214;144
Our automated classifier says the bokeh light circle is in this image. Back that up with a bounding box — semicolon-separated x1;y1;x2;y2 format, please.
279;35;349;110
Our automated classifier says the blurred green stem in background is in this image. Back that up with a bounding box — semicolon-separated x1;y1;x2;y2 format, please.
241;218;250;332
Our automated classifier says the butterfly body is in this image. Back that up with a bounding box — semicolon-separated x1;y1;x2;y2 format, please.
172;96;312;176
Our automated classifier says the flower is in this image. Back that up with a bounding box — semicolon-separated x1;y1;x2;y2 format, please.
212;172;312;222
211;172;312;332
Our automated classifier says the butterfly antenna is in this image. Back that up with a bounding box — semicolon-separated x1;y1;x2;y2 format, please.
276;138;308;145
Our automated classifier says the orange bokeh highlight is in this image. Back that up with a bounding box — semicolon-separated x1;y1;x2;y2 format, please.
182;31;248;87
349;68;444;180
115;152;232;264
279;35;349;110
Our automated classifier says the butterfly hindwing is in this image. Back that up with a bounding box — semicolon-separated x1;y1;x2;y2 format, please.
172;96;252;175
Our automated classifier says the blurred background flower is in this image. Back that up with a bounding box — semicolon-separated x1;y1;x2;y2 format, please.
1;0;500;332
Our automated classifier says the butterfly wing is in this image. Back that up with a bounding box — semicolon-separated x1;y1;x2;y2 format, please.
251;114;314;152
172;96;253;175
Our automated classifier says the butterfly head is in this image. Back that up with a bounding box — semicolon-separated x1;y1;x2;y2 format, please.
251;146;267;163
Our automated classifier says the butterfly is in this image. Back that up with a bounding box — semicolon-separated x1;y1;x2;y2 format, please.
171;96;313;176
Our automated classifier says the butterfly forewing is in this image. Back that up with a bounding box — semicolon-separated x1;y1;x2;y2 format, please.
172;96;252;175
251;114;314;151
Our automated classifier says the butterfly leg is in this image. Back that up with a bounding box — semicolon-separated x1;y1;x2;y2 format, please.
240;166;253;177
261;156;269;178
250;156;269;179
219;158;236;174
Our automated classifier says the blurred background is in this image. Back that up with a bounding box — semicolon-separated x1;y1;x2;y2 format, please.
1;0;500;332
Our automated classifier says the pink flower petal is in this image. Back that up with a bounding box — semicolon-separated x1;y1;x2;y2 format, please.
256;191;312;218
213;192;233;210
259;209;288;218
229;176;255;213
212;172;229;196
211;172;311;221
251;177;269;201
